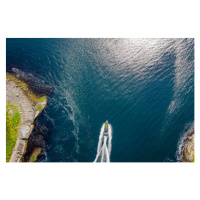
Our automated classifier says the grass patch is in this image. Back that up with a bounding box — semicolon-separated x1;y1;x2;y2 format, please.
38;96;46;102
6;104;21;162
31;155;37;162
35;103;43;111
189;145;194;162
191;154;195;162
190;145;194;153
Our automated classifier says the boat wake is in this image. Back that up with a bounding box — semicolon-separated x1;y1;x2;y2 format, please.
94;121;112;162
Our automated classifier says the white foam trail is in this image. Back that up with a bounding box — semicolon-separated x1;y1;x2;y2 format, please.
97;124;105;153
101;145;105;162
94;147;103;162
94;122;112;162
105;145;109;162
108;125;112;156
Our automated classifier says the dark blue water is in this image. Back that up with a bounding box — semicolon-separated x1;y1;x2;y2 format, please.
6;38;194;162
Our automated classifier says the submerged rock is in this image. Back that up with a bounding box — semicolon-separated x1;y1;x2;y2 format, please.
9;68;54;96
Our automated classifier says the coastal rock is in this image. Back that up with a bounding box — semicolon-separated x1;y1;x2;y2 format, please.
28;148;42;162
10;68;54;96
34;98;47;118
28;134;46;149
6;73;47;162
22;133;46;162
183;133;194;162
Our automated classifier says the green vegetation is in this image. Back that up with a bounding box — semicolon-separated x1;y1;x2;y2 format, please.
35;103;43;111
35;96;46;112
6;104;21;162
191;154;195;162
38;96;46;102
190;145;195;162
183;144;195;162
189;145;193;155
31;155;37;162
28;148;41;162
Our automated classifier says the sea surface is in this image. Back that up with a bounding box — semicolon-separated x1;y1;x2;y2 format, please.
6;38;194;162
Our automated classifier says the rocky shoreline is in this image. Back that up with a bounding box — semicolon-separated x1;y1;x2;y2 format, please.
6;73;47;162
183;130;194;162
